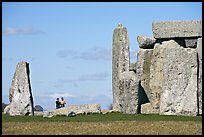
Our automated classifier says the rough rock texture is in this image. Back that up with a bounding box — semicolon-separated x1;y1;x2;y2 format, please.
185;38;198;48
196;37;202;115
137;35;156;49
119;71;138;114
136;49;153;114
112;24;138;114
149;43;166;113
152;20;202;38
159;40;198;116
4;61;34;116
44;104;101;116
112;25;130;111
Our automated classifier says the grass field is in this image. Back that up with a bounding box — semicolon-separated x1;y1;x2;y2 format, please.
2;112;202;135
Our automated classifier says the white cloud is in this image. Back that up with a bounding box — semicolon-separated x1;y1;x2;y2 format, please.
58;71;110;83
49;92;75;99
56;49;78;58
2;27;46;35
80;47;111;60
56;47;111;60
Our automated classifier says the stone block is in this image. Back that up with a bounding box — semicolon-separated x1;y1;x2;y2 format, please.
152;20;202;38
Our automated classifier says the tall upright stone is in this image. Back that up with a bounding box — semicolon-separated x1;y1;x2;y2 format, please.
196;37;202;115
4;61;34;116
112;24;138;114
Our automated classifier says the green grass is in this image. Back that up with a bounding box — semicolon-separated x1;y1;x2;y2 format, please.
2;112;202;123
2;112;202;135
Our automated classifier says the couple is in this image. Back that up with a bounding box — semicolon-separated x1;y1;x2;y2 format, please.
56;97;66;109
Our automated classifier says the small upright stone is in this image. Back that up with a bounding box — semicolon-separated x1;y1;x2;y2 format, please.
4;61;34;116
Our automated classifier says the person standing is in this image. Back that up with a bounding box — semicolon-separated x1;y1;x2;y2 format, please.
60;97;66;107
56;98;61;109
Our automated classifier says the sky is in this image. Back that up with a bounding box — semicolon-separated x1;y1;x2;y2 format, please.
2;2;202;111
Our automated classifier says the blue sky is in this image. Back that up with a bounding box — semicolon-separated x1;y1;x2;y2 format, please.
2;2;202;110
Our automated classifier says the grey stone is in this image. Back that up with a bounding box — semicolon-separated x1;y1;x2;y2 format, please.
152;20;202;38
185;38;198;48
112;24;130;112
137;35;156;49
43;111;54;118
159;40;198;116
4;61;34;116
34;105;44;112
67;111;76;117
46;104;101;116
196;37;202;115
149;43;167;114
112;24;139;114
119;71;139;114
136;49;153;114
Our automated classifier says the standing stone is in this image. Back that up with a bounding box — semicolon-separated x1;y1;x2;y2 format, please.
112;24;138;114
148;43;166;113
136;49;153;114
152;20;202;38
159;40;198;116
4;61;34;116
119;71;138;114
196;38;202;115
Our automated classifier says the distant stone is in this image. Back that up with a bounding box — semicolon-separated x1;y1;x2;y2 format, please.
34;105;44;112
4;61;34;116
137;35;156;49
67;111;76;117
152;20;202;38
44;104;101;116
43;111;54;118
34;111;44;116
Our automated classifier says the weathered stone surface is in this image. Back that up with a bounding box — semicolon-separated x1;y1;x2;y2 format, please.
149;43;166;114
45;104;101;116
34;111;44;116
112;24;139;114
185;38;198;48
43;111;54;118
112;24;130;112
152;20;202;38
136;49;153;114
159;40;198;116
137;35;156;49
196;37;202;115
119;71;139;114
4;61;34;116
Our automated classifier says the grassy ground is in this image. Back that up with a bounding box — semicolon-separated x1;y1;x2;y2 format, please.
2;112;202;135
